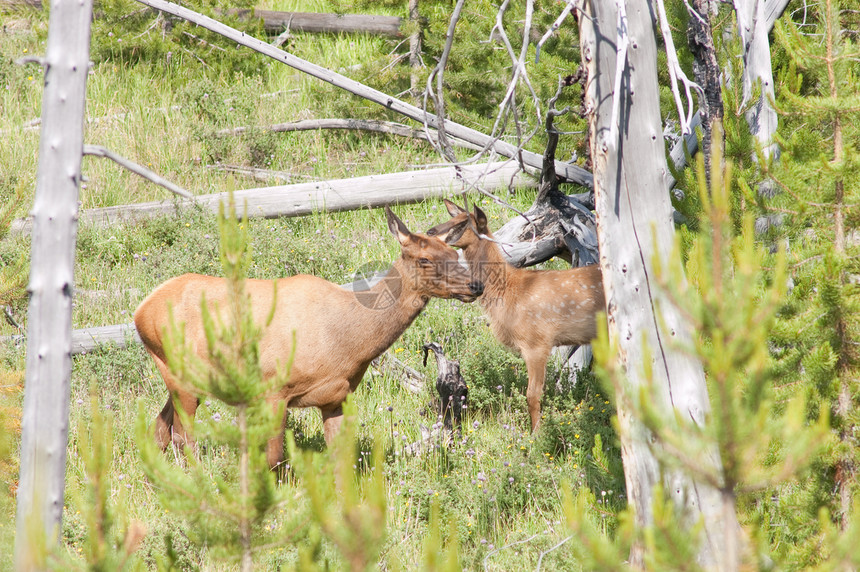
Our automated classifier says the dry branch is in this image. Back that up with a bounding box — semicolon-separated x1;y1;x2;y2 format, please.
214;118;482;152
84;144;193;199
133;0;594;188
371;353;425;394
204;164;304;184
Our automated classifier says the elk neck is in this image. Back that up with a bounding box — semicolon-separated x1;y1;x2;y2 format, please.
347;259;429;359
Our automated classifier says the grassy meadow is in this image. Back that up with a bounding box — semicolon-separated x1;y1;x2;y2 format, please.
0;2;622;569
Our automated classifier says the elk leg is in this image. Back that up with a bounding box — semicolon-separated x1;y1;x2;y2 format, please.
155;396;175;449
266;401;289;470
150;352;199;452
168;391;199;453
524;349;550;432
321;405;344;445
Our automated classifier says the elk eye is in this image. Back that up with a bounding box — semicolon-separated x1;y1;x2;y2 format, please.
418;257;431;266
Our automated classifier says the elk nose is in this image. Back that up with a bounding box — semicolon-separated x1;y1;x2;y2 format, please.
469;281;484;296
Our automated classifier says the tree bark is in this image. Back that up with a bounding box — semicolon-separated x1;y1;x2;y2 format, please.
579;0;737;568
408;0;422;97
14;0;93;568
687;0;724;175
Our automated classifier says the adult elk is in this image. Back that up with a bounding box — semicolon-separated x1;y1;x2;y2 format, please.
428;200;605;431
134;207;483;468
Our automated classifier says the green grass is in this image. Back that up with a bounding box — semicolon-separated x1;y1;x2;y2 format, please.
0;4;621;569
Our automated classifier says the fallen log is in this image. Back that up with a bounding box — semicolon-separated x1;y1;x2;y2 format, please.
1;323;140;355
0;0;42;10
10;162;535;235
231;9;403;37
1;1;403;37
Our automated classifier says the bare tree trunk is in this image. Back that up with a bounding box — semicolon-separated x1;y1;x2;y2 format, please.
734;0;781;161
579;0;737;569
688;0;724;175
14;0;93;569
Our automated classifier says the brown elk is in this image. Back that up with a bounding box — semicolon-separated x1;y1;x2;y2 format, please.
427;199;605;431
134;207;483;468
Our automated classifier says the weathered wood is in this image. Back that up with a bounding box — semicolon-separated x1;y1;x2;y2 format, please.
371;353;425;394
494;189;599;269
10;162;535;235
688;0;724;175
133;0;594;188
214;118;482;152
84;144;193;199
580;0;736;568
15;0;93;567
205;164;301;184
423;342;467;429
1;1;402;36
0;0;41;11
734;0;782;160
233;9;403;37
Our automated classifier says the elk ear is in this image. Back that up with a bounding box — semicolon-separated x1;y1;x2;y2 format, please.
440;219;469;245
444;199;467;217
386;207;412;245
473;206;489;233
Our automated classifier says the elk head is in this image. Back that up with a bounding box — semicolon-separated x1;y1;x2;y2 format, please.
425;199;491;249
385;207;483;303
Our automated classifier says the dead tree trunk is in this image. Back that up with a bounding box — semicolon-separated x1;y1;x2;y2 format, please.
687;0;724;175
14;0;93;568
408;0;422;97
579;0;737;569
734;0;783;161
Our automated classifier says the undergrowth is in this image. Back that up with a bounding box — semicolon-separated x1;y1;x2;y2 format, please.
0;2;620;568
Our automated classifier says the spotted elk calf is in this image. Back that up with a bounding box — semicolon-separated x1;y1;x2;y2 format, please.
428;200;605;431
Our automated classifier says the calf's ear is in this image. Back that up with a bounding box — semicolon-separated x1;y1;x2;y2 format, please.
472;206;489;233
